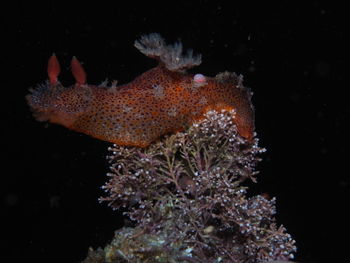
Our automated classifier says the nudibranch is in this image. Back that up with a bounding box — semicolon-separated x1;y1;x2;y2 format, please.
26;33;255;147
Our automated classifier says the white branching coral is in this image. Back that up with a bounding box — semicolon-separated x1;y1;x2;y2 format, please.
86;110;296;263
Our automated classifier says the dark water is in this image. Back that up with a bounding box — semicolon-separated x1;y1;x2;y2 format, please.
2;1;347;262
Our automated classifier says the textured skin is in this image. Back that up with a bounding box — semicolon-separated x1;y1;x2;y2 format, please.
27;65;254;147
27;34;255;147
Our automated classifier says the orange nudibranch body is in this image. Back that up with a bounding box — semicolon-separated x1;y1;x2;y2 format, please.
26;33;255;147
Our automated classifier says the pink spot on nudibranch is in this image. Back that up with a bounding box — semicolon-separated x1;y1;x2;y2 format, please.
193;74;206;84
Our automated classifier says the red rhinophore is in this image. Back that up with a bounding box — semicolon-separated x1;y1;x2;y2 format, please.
71;56;87;84
47;54;60;85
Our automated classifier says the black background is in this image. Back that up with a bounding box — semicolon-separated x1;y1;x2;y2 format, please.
2;1;347;262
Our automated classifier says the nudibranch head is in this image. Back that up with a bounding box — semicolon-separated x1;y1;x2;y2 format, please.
27;33;255;147
26;55;92;127
26;82;93;127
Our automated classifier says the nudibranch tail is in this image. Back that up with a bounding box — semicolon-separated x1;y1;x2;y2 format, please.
27;33;255;147
134;33;202;71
